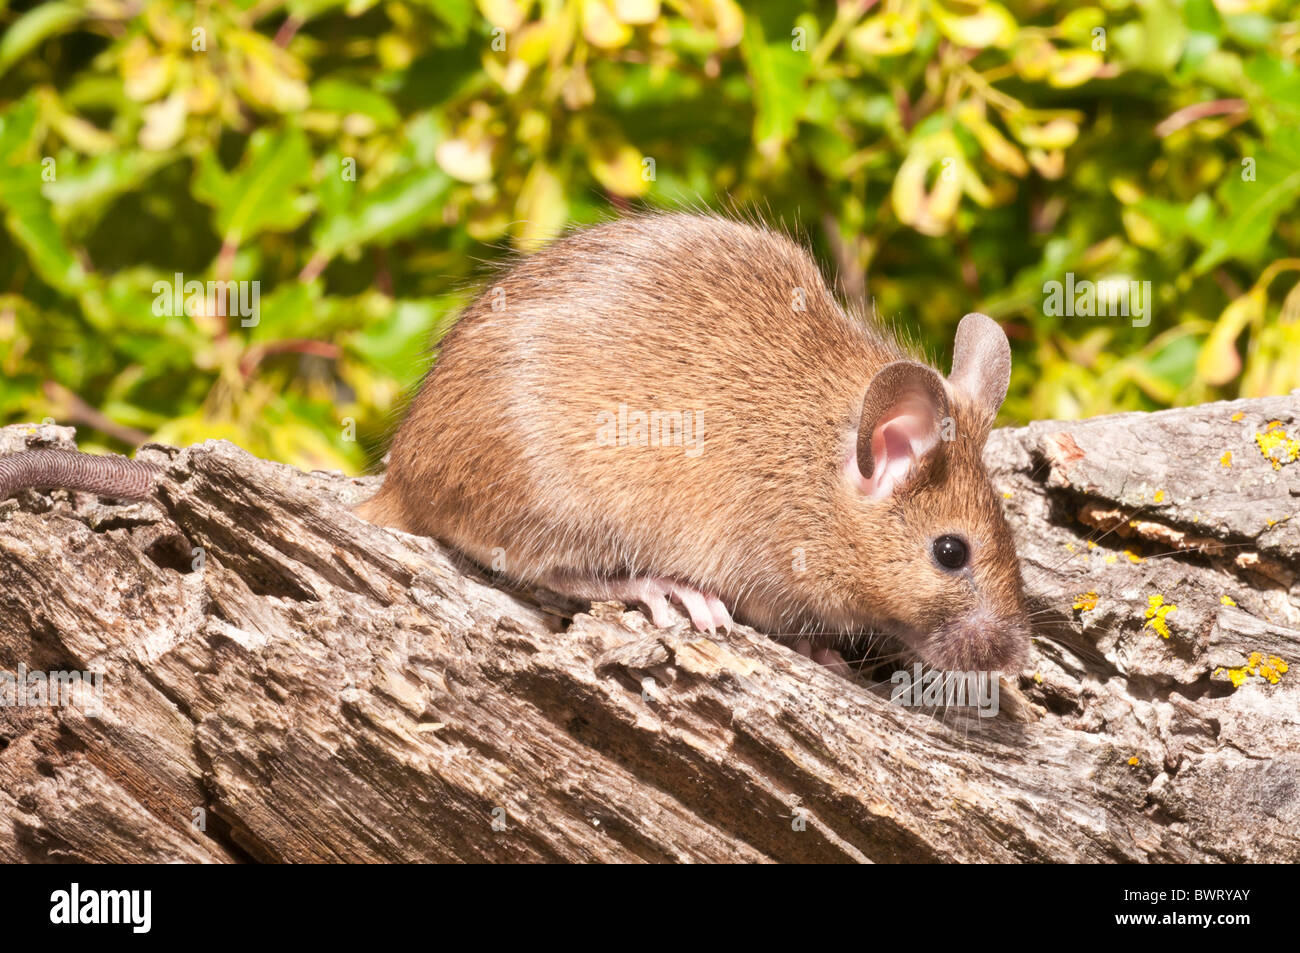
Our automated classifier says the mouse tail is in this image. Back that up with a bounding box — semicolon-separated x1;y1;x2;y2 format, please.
0;449;161;501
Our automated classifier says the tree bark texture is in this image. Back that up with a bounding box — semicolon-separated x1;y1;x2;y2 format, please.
0;393;1297;863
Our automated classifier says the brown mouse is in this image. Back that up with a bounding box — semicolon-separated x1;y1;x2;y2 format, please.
358;213;1029;673
1;213;1029;675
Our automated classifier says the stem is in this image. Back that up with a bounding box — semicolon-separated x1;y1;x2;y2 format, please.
1154;98;1247;138
239;339;343;378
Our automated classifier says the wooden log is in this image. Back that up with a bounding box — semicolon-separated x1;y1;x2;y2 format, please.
0;393;1297;862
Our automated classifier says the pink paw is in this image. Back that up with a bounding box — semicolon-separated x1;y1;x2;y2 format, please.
793;640;852;678
620;577;734;634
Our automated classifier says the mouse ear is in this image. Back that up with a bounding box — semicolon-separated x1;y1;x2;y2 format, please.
855;361;950;500
949;313;1011;417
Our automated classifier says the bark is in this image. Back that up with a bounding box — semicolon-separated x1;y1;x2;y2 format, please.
0;393;1297;863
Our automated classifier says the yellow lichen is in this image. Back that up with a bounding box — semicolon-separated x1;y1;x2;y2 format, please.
1256;653;1283;682
1002;490;1012;499
1231;411;1244;422
1073;591;1099;612
1127;756;1140;766
1255;425;1300;471
1221;595;1237;607
1086;540;1097;549
1144;594;1176;638
1104;554;1117;565
1218;652;1289;688
1124;548;1144;564
1220;450;1232;467
1153;489;1165;503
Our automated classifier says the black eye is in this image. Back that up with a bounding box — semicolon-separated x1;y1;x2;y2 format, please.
932;535;969;570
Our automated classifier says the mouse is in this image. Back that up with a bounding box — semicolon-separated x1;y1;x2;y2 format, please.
359;212;1029;674
0;212;1029;676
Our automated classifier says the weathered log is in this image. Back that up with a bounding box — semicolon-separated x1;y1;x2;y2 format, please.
0;393;1296;863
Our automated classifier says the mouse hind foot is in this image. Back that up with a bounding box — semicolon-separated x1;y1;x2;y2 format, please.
792;640;851;678
539;572;733;634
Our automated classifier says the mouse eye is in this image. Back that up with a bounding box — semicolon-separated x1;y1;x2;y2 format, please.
932;535;969;570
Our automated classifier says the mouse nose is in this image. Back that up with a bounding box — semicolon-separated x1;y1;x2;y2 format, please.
924;607;1028;673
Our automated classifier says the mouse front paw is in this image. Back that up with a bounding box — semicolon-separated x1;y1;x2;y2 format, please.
621;577;734;634
538;572;734;634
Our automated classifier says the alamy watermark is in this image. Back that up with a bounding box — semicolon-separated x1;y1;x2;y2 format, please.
0;664;105;718
50;883;150;933
1043;272;1151;327
890;664;1000;718
152;273;260;327
595;403;704;457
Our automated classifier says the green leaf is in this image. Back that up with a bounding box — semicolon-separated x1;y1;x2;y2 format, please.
1143;333;1200;391
1178;0;1222;73
43;149;176;230
1113;0;1186;73
0;2;83;78
247;282;324;343
311;166;452;259
0;171;87;293
1223;14;1276;48
416;0;476;37
0;100;86;294
0;96;38;162
1131;193;1213;243
192;127;315;245
1244;55;1300;123
350;296;459;378
1193;129;1300;273
310;79;401;126
1183;0;1222;36
741;18;812;159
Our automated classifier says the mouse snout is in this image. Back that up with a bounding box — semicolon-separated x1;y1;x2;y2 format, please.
920;605;1029;674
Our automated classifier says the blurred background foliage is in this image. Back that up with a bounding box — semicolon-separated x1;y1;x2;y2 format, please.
0;0;1298;472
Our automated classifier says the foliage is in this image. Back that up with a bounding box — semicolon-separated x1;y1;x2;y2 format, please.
0;0;1297;469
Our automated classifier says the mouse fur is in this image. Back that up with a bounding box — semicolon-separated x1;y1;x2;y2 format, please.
357;212;1030;673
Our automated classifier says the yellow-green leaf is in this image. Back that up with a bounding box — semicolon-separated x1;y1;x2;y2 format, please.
849;12;919;57
514;163;568;250
933;1;1017;50
583;0;633;49
1049;50;1105;87
588;138;648;197
1198;288;1264;385
436;136;494;183
477;0;526;31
